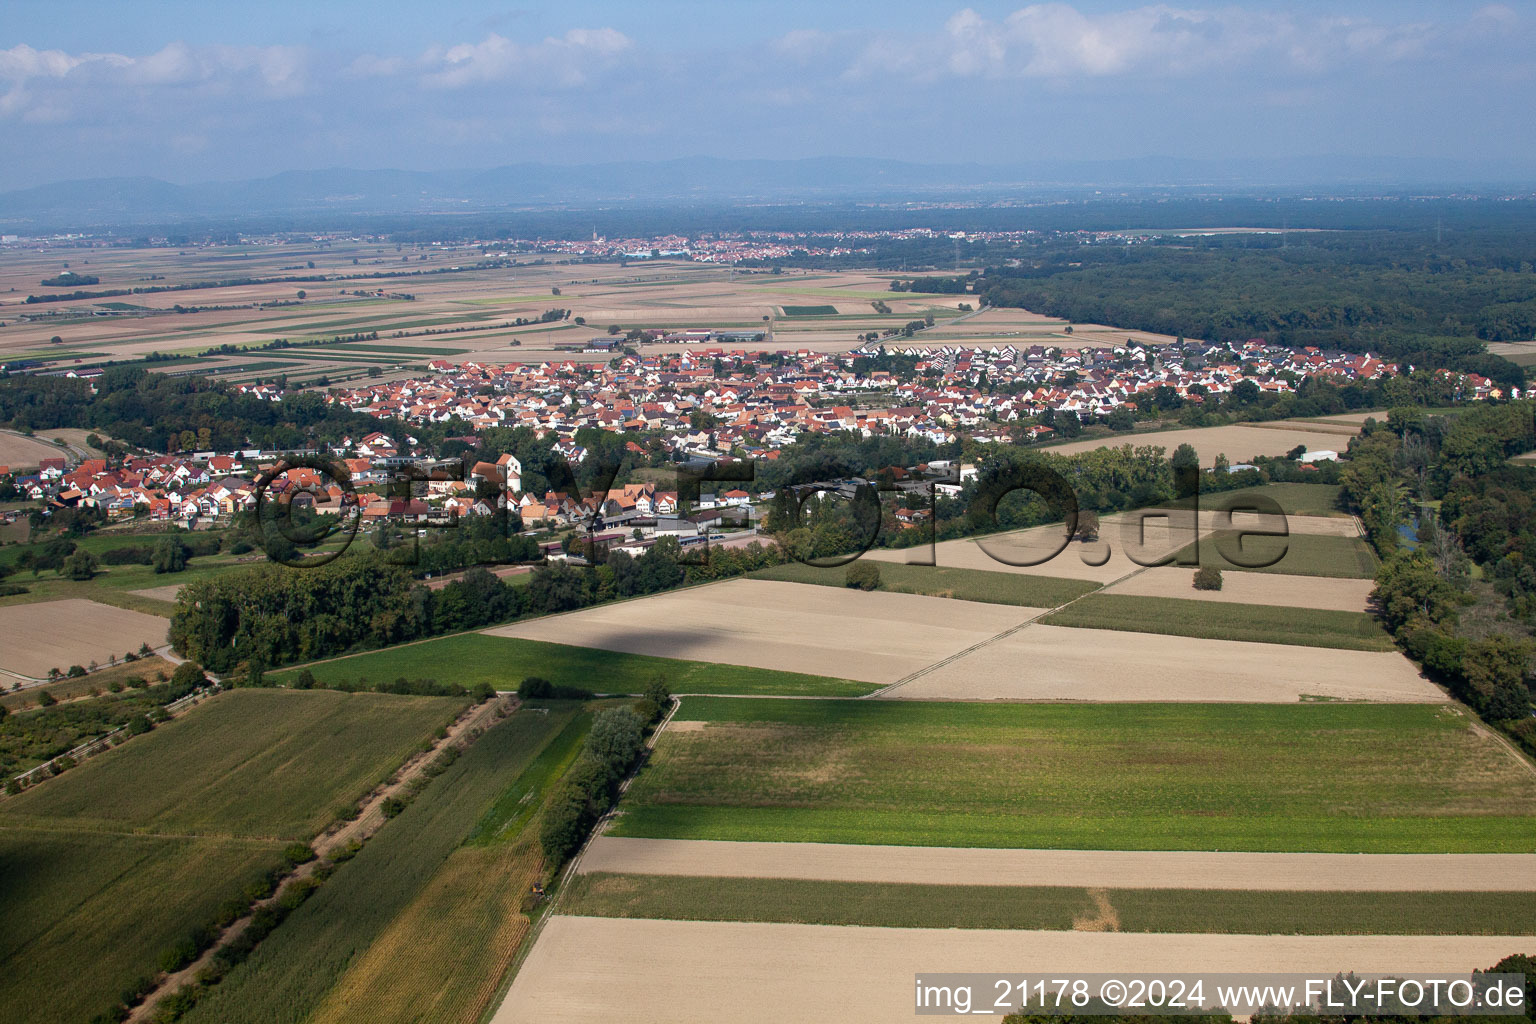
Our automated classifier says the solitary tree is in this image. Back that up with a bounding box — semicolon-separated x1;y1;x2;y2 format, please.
845;561;881;591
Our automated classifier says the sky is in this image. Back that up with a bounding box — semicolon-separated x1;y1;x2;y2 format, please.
2;1;1534;190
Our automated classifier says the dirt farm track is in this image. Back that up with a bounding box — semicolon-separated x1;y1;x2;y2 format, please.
495;917;1530;1024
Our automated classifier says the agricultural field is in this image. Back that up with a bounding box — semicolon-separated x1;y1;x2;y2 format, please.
1101;565;1374;611
2;688;464;838
898;623;1437;702
1166;481;1348;517
578;836;1536;891
0;688;461;1024
1176;530;1381;578
563;872;1536;935
0;430;67;470
178;704;582;1024
0;247;1185;387
0;599;169;679
486;579;1033;685
611;698;1532;852
1046;422;1360;467
0;654;175;711
498;917;1530;1024
1039;593;1395;651
751;560;1099;608
271;631;876;697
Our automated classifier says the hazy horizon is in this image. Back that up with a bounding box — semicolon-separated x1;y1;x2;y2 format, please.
4;1;1535;193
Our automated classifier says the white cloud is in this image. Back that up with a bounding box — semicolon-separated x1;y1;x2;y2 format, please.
0;42;309;120
414;28;633;89
840;4;1463;82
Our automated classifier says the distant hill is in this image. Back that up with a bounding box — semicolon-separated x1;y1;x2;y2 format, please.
2;156;1531;230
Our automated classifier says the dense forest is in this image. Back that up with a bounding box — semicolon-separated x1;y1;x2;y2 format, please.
970;230;1536;384
1345;401;1536;753
0;366;402;453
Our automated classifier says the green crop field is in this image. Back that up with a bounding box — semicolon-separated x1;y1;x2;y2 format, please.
1174;531;1380;578
564;874;1536;936
780;304;839;316
270;632;877;697
1041;594;1395;651
2;689;464;840
613;699;1536;853
0;688;459;1024
179;706;578;1024
752;561;1098;608
0;831;286;1024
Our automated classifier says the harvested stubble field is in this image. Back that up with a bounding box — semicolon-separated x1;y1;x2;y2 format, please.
611;699;1531;852
178;705;581;1024
1046;423;1360;466
0;431;67;470
579;837;1536;891
496;917;1531;1024
1039;593;1395;651
273;630;876;697
0;599;169;678
750;560;1098;608
1102;566;1374;612
860;507;1322;585
899;623;1437;703
0;688;461;1024
563;872;1536;935
485;579;1032;685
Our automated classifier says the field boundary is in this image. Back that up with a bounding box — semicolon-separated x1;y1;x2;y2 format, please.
127;694;509;1023
866;563;1148;698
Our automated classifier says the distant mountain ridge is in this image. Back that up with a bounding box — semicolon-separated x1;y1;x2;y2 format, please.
2;156;1533;229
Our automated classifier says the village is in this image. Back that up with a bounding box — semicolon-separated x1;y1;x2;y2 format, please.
3;332;1515;542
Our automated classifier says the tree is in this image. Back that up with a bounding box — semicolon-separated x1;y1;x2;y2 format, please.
62;549;98;580
37;689;58;707
1193;565;1223;590
1462;635;1532;714
171;661;207;690
1076;509;1100;543
151;536;189;574
1170;443;1200;475
845;561;881;591
296;290;306;299
1373;553;1460;631
585;708;645;780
